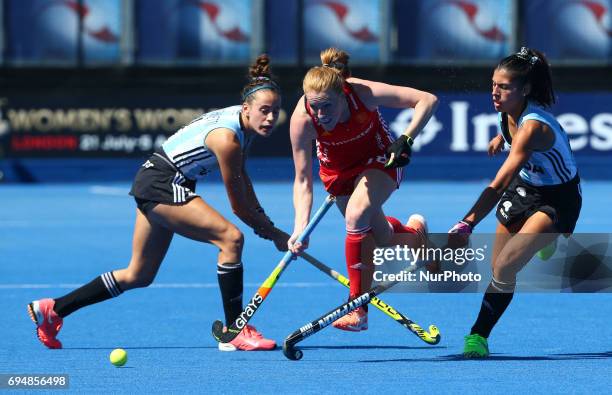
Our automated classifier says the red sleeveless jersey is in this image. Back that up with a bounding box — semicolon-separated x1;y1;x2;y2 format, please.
305;82;395;172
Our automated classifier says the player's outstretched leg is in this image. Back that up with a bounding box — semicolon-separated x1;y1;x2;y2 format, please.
27;271;124;349
218;325;276;351
27;299;63;349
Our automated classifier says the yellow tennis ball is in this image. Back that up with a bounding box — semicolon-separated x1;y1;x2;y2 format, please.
109;348;127;367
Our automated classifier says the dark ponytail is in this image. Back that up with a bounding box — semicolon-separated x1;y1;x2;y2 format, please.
497;47;555;108
240;54;280;103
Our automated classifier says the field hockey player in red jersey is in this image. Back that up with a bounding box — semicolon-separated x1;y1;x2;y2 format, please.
288;47;438;332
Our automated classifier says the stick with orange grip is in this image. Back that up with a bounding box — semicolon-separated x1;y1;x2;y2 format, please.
211;195;335;343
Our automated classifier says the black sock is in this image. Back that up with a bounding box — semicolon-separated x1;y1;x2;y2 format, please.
53;272;123;318
470;278;515;338
217;262;243;326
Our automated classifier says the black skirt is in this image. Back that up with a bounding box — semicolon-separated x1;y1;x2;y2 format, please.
129;150;198;213
496;175;582;234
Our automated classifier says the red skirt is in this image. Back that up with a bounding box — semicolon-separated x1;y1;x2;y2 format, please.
319;155;402;197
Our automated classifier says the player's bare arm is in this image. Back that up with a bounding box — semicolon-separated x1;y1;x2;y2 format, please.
207;128;276;237
462;122;538;226
288;97;317;252
349;77;438;141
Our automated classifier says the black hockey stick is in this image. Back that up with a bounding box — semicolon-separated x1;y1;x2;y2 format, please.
283;267;440;360
300;252;441;345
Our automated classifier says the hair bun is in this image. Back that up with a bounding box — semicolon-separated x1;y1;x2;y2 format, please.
323;61;345;70
249;54;272;79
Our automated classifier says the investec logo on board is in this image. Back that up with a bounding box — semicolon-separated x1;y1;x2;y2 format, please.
389;100;612;153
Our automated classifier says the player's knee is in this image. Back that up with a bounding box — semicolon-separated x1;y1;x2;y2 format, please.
221;225;244;255
135;276;155;288
121;269;156;289
492;253;520;282
494;248;522;268
344;206;369;230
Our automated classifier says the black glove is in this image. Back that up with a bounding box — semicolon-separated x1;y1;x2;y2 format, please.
385;135;413;168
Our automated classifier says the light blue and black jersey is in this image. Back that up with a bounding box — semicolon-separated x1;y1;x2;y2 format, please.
161;105;253;180
499;102;577;186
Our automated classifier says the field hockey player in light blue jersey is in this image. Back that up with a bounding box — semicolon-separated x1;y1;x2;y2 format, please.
448;47;582;358
27;54;286;352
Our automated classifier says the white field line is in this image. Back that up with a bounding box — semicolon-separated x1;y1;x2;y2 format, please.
0;282;331;290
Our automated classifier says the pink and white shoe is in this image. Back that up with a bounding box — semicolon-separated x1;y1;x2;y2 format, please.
406;214;439;271
332;307;368;332
27;299;63;349
406;214;428;246
218;325;276;351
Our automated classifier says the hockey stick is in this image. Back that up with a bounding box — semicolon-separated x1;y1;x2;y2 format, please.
282;265;440;360
299;252;441;346
212;195;336;343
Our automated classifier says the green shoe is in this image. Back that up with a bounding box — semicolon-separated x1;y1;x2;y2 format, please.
536;238;557;261
463;334;489;358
